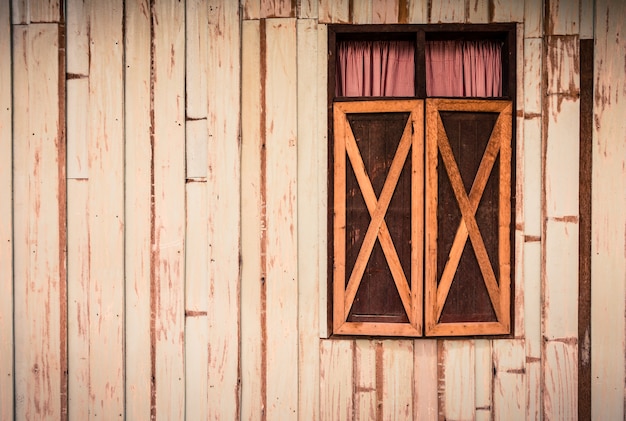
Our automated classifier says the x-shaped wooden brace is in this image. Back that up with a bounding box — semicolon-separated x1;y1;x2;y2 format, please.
434;111;506;323
343;116;413;320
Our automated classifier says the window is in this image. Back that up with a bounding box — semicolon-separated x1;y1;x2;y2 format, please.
328;24;516;337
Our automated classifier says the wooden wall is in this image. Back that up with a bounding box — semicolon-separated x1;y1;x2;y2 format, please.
0;0;624;420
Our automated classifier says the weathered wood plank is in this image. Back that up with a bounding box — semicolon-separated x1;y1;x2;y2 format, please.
124;0;152;418
0;1;13;417
12;0;61;24
319;0;349;23
429;0;465;23
206;1;241;418
185;182;208;312
261;0;294;18
372;0;399;23
242;0;260;19
66;78;89;179
474;340;491;421
86;1;125;417
526;359;541;421
591;1;626;419
320;340;353;421
297;18;321;421
265;17;299;418
67;179;90;420
184;316;209;419
467;0;489;23
441;341;475;420
186;0;208;119
11;0;29;24
579;0;593;39
152;0;186;418
13;23;64;420
66;0;89;75
351;0;372;23
543;341;577;419
523;241;541;357
414;340;438;421
546;0;579;35
523;38;542;117
382;340;413;420
240;18;263;421
524;0;543;38
490;0;524;23
407;0;428;23
298;0;317;19
186;119;208;180
354;340;376;420
492;339;526;420
523;117;542;238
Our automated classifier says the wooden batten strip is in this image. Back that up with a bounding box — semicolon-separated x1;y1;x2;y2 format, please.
240;18;264;421
320;340;354;420
86;1;125;417
13;23;64;420
152;0;186;418
0;0;13;418
297;18;321;421
124;0;152;418
206;1;242;418
264;18;299;418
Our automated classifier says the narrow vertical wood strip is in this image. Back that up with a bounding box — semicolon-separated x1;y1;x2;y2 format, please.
414;340;438;421
297;18;321;421
66;0;89;76
66;77;89;179
381;341;414;420
0;1;12;418
11;0;29;24
124;0;152;418
492;339;526;420
207;1;242;418
546;0;580;35
524;0;543;38
354;340;376;420
474;340;491;421
241;19;264;420
320;340;354;421
591;1;626;419
86;1;125;417
429;0;465;23
265;17;299;418
442;341;475;420
261;0;295;18
28;0;61;23
184;316;209;419
578;38;593;421
13;23;63;420
318;0;349;23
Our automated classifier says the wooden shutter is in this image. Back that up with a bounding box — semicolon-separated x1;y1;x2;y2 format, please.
333;100;423;336
425;99;512;336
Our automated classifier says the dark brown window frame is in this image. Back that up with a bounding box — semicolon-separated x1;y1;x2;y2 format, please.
327;23;517;338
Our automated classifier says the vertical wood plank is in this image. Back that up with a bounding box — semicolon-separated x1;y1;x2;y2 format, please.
579;0;593;39
546;0;579;35
261;0;295;17
298;0;318;19
382;341;414;420
372;0;399;23
184;316;209;419
152;0;186;418
86;1;125;417
66;0;89;76
351;0;372;23
28;0;61;23
524;0;543;38
429;0;465;23
591;1;626;419
492;340;526;421
474;340;491;421
67;179;90;420
354;340;376;420
13;23;64;420
319;0;349;23
124;0;152;418
407;0;428;23
241;18;263;421
206;1;241;418
544;341;577;420
442;341;475;420
0;0;13;418
414;340;438;421
297;18;321;421
525;359;541;421
242;0;260;20
66;78;89;179
12;0;29;24
320;340;354;421
466;0;489;23
186;120;208;180
490;0;524;23
265;17;299;419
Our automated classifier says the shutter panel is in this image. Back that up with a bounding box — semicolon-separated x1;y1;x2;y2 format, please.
333;100;423;337
425;99;512;336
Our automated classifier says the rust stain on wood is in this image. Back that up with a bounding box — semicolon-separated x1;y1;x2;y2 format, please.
398;0;408;23
259;18;268;421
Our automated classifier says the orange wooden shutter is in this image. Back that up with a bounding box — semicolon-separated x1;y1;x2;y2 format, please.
333;100;423;337
425;99;512;336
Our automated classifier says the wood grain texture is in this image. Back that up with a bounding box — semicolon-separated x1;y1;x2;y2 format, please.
320;340;353;421
319;0;349;23
351;0;372;23
524;0;543;37
66;0;89;75
429;0;465;23
0;0;12;418
490;0;524;23
579;0;593;39
591;1;626;419
86;1;125;417
543;341;577;419
265;18;299;418
372;0;399;23
152;0;186;418
13;23;64;420
353;340;376;420
474;340;491;421
546;0;579;35
206;1;241;417
407;0;428;23
124;0;152;418
66;78;89;179
298;0;318;18
297;18;321;421
261;0;295;18
413;340;438;421
240;18;263;421
381;340;413;420
184;316;209;419
442;340;475;420
466;0;489;23
12;0;61;24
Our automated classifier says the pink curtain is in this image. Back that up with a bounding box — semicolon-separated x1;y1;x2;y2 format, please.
425;40;502;97
336;40;415;97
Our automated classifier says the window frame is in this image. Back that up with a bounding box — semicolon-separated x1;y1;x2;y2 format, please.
327;23;517;338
